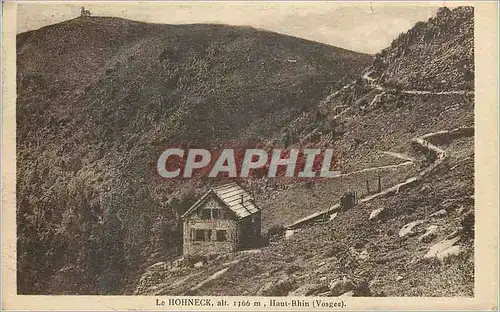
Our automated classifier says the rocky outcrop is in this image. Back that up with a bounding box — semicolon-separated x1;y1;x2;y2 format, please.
424;236;462;262
418;225;439;243
369;207;385;220
371;6;474;91
320;277;372;297
399;220;425;238
257;276;296;296
329;277;354;296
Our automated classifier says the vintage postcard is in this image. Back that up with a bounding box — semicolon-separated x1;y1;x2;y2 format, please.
1;1;498;311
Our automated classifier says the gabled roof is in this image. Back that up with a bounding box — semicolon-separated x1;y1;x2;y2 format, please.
181;182;260;220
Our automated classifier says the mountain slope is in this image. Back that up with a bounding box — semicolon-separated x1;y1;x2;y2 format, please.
251;6;474;232
134;6;475;297
16;17;371;295
136;132;474;297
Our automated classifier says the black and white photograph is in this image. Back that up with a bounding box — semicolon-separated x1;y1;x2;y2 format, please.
2;1;498;310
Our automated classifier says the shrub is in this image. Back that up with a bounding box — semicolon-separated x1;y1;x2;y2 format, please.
267;225;286;238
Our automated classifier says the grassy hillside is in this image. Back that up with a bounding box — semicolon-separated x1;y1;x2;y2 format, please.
16;16;371;294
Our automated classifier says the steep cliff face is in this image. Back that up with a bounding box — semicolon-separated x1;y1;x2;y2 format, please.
371;7;474;91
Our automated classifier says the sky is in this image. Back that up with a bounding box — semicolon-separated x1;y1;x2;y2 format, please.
16;2;454;54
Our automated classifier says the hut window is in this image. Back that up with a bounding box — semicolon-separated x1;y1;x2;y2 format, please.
216;230;227;242
194;229;212;241
194;230;204;241
202;209;211;219
212;209;221;219
202;207;221;219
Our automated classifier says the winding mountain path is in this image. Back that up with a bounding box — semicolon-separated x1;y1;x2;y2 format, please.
285;126;474;230
362;71;474;95
340;160;414;177
381;151;415;162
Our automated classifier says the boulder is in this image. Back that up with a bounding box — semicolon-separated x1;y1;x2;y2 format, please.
445;229;461;240
424;236;462;262
314;264;331;274
257;281;274;296
359;250;370;261
222;259;241;267
257;276;296;296
436;245;462;262
369;208;384;220
317;290;334;297
329;277;354;296
399;220;425;238
418;225;438;243
329;212;338;221
194;261;204;268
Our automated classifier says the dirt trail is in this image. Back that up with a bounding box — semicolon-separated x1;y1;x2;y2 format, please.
382;151;416;162
403;90;474;95
286;126;474;230
320;80;358;105
362;71;385;91
362;71;474;95
340;160;414;177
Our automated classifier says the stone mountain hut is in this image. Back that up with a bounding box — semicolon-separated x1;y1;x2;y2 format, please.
181;182;261;256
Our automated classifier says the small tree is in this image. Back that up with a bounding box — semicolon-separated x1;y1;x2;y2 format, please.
267;225;285;238
282;127;293;148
